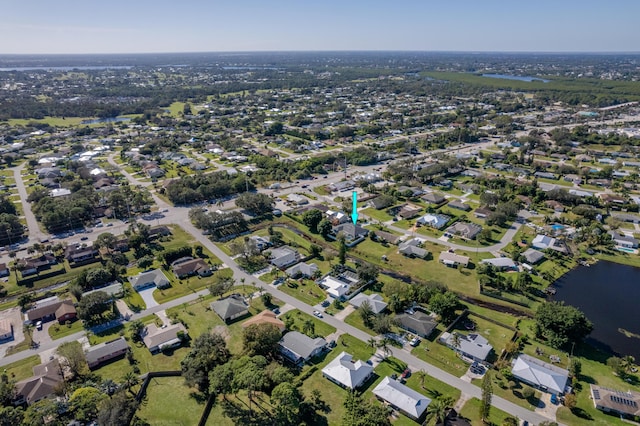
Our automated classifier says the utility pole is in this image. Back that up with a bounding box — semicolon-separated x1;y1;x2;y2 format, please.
344;154;348;180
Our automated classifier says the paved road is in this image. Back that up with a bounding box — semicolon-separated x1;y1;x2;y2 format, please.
12;162;47;244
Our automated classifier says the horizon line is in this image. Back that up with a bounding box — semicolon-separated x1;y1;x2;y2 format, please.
2;49;640;57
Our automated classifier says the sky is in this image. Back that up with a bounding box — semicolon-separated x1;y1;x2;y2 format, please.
1;0;639;54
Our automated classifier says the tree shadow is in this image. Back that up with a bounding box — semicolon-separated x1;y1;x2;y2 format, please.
189;391;208;404
220;398;272;426
570;407;594;420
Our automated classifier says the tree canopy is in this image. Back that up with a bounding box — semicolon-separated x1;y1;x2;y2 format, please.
535;301;593;349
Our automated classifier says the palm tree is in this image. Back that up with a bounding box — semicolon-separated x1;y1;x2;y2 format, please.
377;337;392;358
121;371;139;394
621;355;636;373
367;337;377;348
451;332;462;352
415;369;427;389
426;398;449;425
302;319;315;336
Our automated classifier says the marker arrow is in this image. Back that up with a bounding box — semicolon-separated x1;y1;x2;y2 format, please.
351;191;359;224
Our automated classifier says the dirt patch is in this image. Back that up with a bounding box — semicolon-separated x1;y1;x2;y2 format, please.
212;325;230;341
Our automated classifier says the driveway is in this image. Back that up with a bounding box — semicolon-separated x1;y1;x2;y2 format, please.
32;321;55;348
138;287;159;308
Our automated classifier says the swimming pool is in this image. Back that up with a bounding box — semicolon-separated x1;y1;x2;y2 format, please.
617;247;636;253
551;224;564;231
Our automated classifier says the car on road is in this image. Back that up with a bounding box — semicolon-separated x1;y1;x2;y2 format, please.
313;310;323;318
106;223;113;227
80;236;89;241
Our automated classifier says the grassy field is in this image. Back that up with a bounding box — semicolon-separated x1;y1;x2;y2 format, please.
137;376;205;426
459;397;514;426
48;319;84;340
281;309;336;338
3;355;40;381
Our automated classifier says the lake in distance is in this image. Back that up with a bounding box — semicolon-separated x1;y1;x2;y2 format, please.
553;260;640;359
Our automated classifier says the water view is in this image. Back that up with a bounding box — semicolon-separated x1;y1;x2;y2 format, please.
553;260;640;359
81;117;132;125
482;73;550;83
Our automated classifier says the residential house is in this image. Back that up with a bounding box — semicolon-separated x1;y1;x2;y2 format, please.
439;332;493;362
0;263;8;277
446;222;482;240
129;269;171;291
241;310;285;332
82;282;124;299
522;248;545;265
609;231;639;249
171;257;212;278
65;245;99;265
474;207;492;219
417;213;450;229
511;354;569;394
142;323;188;353
285;262;319;278
372;230;401;244
322;351;374;390
439;252;470;268
210;295;250;323
599;193;626;205
287;193;309;206
544;200;565;212
330;222;368;246
590;385;640;418
369;196;394;210
18;254;57;277
328;180;355;193
269;246;300;268
0;319;13;340
612;213;640;224
318;275;353;299
279;331;327;364
448;200;472;211
25;299;76;324
532;235;556;250
85;337;129;369
325;209;350;225
516;195;532;208
14;360;64;405
396;311;438;338
398;204;422;219
422;192;446;205
398;238;429;259
148;225;171;239
373;377;431;421
534;171;557;180
349;293;387;314
480;257;517;271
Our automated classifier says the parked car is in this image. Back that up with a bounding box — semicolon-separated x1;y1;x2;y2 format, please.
550;394;558;405
409;337;420;347
401;368;411;379
321;300;331;308
313;310;323;318
36;321;42;331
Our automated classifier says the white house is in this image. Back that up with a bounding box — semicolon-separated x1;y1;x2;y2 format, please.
322;351;374;390
349;293;387;314
128;269;171;291
373;377;431;421
511;354;569;394
269;246;299;268
318;276;352;299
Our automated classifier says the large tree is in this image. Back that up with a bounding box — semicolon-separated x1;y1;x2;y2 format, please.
235;192;275;216
69;387;108;423
429;291;459;323
57;341;88;378
271;382;302;426
77;291;113;322
534;301;593;349
242;323;282;357
181;333;230;393
97;391;138;426
480;371;493;423
302;209;323;233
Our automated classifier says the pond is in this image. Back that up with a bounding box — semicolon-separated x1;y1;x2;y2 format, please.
81;117;131;125
553;260;640;359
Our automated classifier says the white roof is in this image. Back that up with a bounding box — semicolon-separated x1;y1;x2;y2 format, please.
50;188;72;197
532;234;554;249
511;354;569;394
319;276;351;298
373;377;431;419
480;257;516;268
322;351;374;389
441;332;493;361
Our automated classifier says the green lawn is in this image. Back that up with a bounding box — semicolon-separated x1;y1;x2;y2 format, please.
337;333;376;361
459;397;514;426
3;355;40;381
153;268;233;304
281;309;336;338
362;207;395;223
48;319;84;340
277;279;326;306
343;309;376;335
137;376;206;426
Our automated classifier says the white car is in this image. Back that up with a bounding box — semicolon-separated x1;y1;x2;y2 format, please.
409;337;420;347
313;310;323;318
